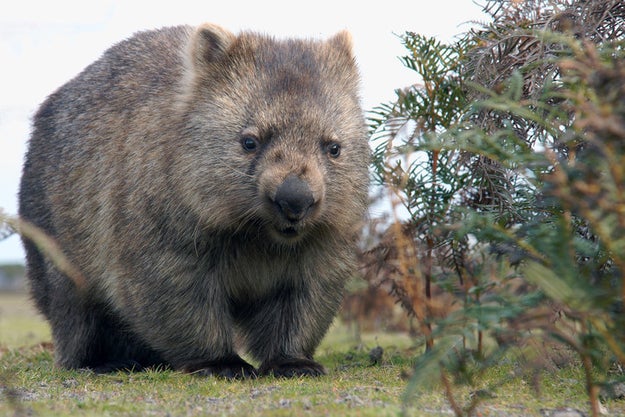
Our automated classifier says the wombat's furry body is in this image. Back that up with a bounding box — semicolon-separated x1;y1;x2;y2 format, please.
18;24;369;378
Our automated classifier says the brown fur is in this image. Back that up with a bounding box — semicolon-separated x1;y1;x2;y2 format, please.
18;23;369;378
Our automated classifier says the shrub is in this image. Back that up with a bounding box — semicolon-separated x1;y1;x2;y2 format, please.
366;1;625;415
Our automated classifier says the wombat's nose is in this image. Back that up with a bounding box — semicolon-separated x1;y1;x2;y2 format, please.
274;175;315;222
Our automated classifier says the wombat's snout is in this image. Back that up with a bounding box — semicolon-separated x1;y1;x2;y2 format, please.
273;175;315;223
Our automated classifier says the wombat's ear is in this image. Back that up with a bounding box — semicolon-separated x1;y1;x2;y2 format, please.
190;23;236;69
328;30;355;58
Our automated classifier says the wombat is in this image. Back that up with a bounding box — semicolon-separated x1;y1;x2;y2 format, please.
18;23;369;378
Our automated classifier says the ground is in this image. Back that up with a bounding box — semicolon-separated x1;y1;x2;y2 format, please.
1;292;623;417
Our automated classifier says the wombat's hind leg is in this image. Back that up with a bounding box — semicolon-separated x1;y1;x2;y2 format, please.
182;355;257;379
83;307;168;373
258;358;325;378
85;336;169;374
48;288;167;372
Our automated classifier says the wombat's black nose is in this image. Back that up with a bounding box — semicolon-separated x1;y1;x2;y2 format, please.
274;175;315;222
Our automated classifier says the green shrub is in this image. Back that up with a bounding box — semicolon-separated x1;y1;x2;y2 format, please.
366;1;625;415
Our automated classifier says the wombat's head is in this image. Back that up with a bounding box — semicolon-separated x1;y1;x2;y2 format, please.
175;24;369;244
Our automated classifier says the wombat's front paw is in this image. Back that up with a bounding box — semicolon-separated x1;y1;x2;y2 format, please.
259;358;325;378
184;356;257;379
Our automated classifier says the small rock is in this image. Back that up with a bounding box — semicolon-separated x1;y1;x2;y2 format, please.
249;385;279;399
336;393;364;407
600;381;625;400
540;407;587;417
469;389;496;399
62;379;78;388
205;397;221;405
598;401;608;415
369;346;383;365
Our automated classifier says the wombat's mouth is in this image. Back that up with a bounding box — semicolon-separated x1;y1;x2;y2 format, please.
269;224;307;243
278;226;299;238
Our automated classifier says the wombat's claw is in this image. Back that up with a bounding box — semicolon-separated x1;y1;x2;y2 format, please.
185;357;257;380
259;358;326;378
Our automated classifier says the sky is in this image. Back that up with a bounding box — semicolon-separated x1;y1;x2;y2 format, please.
0;0;488;264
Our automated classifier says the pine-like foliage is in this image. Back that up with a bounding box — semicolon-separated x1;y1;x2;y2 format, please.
366;1;625;415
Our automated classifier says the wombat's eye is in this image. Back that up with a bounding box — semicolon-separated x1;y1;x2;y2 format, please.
241;136;259;153
326;142;341;158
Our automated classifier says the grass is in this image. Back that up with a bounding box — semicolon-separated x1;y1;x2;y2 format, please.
1;292;624;416
0;292;51;348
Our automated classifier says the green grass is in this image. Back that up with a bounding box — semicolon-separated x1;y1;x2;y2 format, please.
0;292;51;348
2;292;624;416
